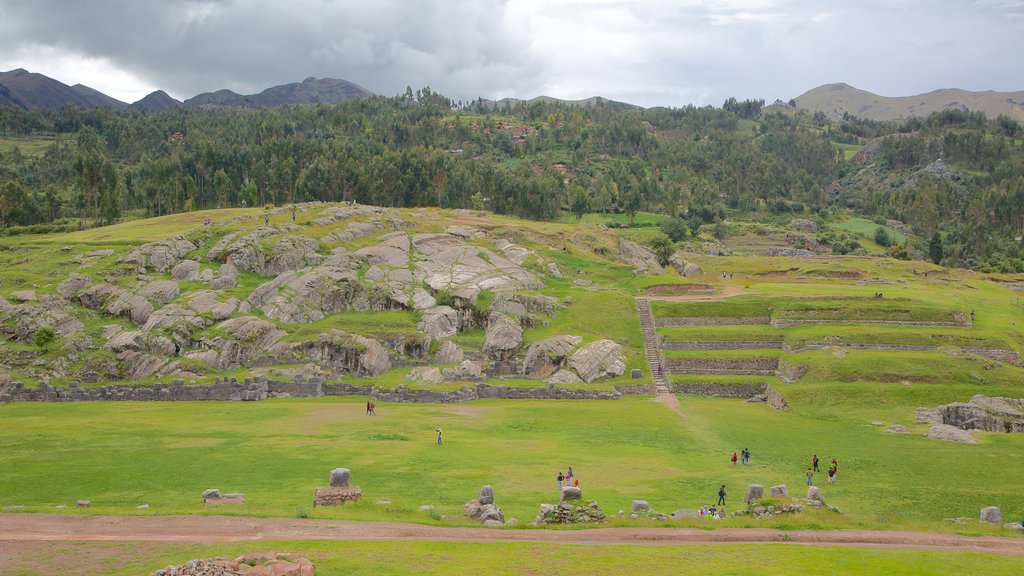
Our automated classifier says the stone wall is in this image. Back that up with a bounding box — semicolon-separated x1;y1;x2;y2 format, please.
666;357;779;375
663;341;783;351
771;318;967;328
1;378;267;402
962;347;1023;367
656;316;770;327
667;381;767;398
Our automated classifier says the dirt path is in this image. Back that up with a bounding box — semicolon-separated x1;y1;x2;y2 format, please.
655;393;686;417
646;286;746;302
1;514;1021;555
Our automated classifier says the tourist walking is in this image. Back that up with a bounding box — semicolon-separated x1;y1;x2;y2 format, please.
436;429;443;445
366;401;371;415
806;468;814;486
567;466;574;482
717;485;726;506
812;454;820;472
557;472;565;490
369;401;376;415
742;448;750;465
731;452;738;466
828;466;836;484
265;214;269;225
831;458;838;476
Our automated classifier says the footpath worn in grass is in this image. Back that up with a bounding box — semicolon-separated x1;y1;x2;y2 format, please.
2;395;1022;530
5;539;1024;576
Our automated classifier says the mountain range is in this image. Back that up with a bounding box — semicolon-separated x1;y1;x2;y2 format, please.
1;68;1023;122
792;82;1024;122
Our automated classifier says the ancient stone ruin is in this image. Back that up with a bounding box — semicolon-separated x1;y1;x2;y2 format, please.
464;484;505;526
151;552;314;576
917;395;1024;434
534;487;607;525
313;468;362;507
630;499;668;520
202;489;244;506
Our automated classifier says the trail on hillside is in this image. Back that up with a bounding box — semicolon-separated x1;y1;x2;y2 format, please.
645;286;746;302
1;514;1021;555
655;393;686;417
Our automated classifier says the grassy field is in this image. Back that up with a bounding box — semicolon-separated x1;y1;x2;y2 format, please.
834;216;909;245
5;539;1024;576
0;134;57;157
2;395;1022;531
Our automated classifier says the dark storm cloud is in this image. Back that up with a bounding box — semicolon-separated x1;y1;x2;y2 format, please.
0;0;1021;107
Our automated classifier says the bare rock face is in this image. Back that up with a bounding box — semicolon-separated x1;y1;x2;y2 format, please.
188;316;286;370
186;290;239;320
522;335;583;379
442;360;482;381
122;237;197;272
923;395;1024;433
79;284;156;326
791;219;818;233
548;369;583;385
214;227;278;272
295;330;391;377
465;485;504;524
137;280;180;306
483;313;523;361
355;335;391;376
670;255;703;277
926;424;977;444
171;260;200;281
248;266;378;323
406;366;443;385
770;485;788;497
0;300;84;344
419;306;460;340
435;341;464;365
567;339;625;383
494;238;532;265
57;274;91;299
264;235;321;275
618;238;662;272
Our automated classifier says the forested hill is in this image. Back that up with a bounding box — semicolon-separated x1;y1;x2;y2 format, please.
1;89;1023;271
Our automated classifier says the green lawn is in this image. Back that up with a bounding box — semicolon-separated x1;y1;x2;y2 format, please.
2;395;1022;531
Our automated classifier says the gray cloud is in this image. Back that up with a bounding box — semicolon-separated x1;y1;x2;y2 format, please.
0;0;1020;107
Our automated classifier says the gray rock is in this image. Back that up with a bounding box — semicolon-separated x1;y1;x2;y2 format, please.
11;290;37;302
807;486;823;503
483;519;504;528
76;500;90;508
57;274;91;299
567;339;625;383
926;395;1024;433
137;280;180;306
483;313;523;360
419;306;460;340
479;485;495;505
171;260;200;281
1004;522;1024;533
548;369;583;385
330;468;351;487
886;424;910;434
435;341;464;365
561;486;582;501
770;485;788;497
442;360;482;381
670;509;698;519
791;219;818;233
523;335;582;379
186;290;239;320
926;424;977;444
406;366;443;385
264;235;321;275
631;500;649;513
744;484;764;503
980;506;1002;524
618;238;662;272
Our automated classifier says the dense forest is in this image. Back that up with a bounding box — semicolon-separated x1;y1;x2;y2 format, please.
1;88;1023;271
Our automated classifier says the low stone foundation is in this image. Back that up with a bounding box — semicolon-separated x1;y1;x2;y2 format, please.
202;489;244;506
313;486;362;507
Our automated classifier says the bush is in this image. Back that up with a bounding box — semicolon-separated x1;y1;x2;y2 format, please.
659;217;688;242
873;226;893;248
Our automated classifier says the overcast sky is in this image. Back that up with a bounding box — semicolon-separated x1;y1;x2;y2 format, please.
1;0;1021;107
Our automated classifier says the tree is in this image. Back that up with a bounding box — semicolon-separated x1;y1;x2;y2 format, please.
570;186;589;221
470;191;485;211
659;217;688;242
712;220;728;241
874;226;893;248
929;232;944;264
34;327;56;351
648;233;675;266
621;187;642;225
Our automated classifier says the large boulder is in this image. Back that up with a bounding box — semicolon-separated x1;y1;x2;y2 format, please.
744;484;764;503
122;237;197;272
807;486;823;503
190;316;286;369
171;260;200;281
442;360;482;381
522;335;583;379
137;280;180;306
927;395;1024;433
669;255;703;277
186;290;239;320
248;266;379;323
330;468;351;487
435;341;464;365
926;424;978;444
980;506;1002;524
406;366;443;385
548;369;583;385
770;485;788;498
419;306;460;340
264;235;321;275
618;238;662;273
567;339;625;383
57;274;91;299
561;486;582;501
483;313;523;361
478;485;495;505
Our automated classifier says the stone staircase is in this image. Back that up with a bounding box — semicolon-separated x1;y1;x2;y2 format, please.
636;298;668;393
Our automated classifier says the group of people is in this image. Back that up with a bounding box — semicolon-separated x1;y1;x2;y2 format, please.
365;400;376;415
730;448;751;466
699;504;724;519
809;454;839;485
873;292;885;299
556;466;580;491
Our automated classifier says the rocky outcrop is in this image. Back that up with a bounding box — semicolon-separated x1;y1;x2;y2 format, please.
78;283;155;325
406;366;443;385
188;316;286;370
435;341;464;365
522;335;582;379
57;274;91;299
419;306;460;340
618;238;662;272
121;237;197;272
790;219;818;233
171;260;200;281
264;235;321;275
247;266;383;323
0;300;84;344
926;424;977;443
293;330;391;377
465;485;505;524
150;553;315;576
981;506;1002;524
483;313;523;361
765;247;815;258
567;339;625;383
669;255;703;277
922;395;1024;433
185;290;239;320
137;280;180;306
442;360;482;381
